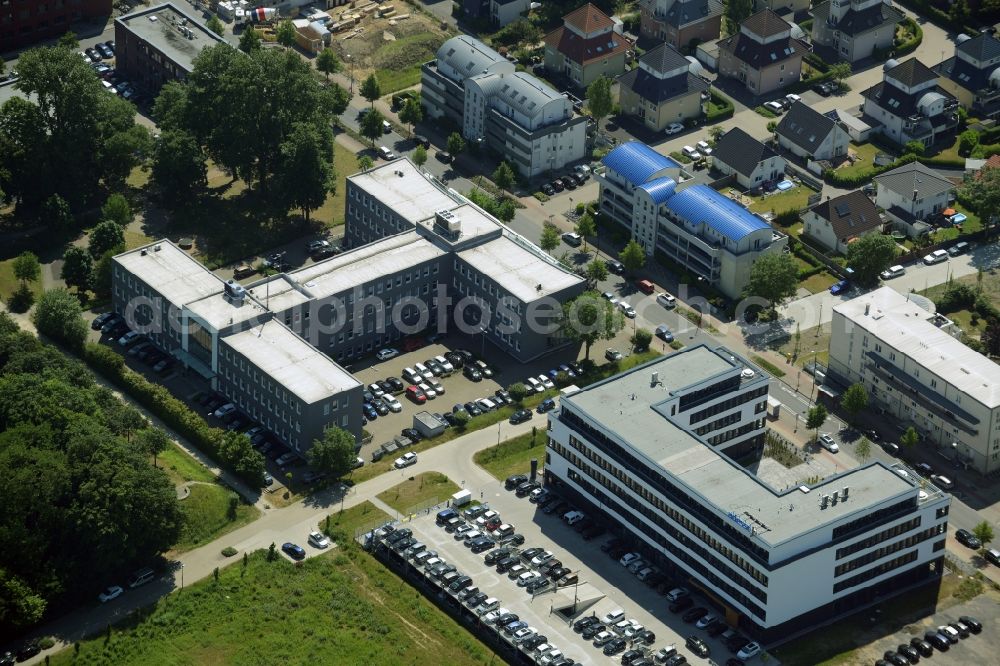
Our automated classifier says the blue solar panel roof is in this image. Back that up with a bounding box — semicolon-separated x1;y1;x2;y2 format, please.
638;177;676;204
664;185;771;242
602;141;679;186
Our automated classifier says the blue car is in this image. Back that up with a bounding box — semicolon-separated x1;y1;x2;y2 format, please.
829;279;850;295
282;542;306;560
536;397;556;413
363;402;378;420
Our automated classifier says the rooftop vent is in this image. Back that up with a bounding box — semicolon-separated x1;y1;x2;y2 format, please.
832;490;839;505
842;486;849;500
821;494;829;509
956;33;972;44
140;249;147;256
153;244;162;252
651;371;659;386
224;279;246;303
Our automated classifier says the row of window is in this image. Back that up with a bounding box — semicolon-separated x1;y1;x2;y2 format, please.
835;524;944;577
563;467;768;622
558;434;769;589
836;517;921;560
688;386;769;425
831;497;920;541
693;410;743;437
679;376;742;413
832;550;920;594
705;419;764;447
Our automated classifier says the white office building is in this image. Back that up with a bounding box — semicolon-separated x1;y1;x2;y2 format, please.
829;287;1000;474
546;345;949;642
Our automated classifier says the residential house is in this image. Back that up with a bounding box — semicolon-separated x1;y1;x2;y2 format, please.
754;0;810;17
421;35;587;177
717;9;808;96
862;58;960;148
873;161;954;236
776;101;851;162
933;33;1000;120
544;3;629;89
803;191;884;254
639;0;723;51
596;141;786;298
711;127;787;190
490;0;530;27
811;0;903;63
618;43;709;131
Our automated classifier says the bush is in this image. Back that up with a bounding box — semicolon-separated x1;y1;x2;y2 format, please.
38;637;55;650
959;129;980;156
935;283;976;313
824;154;917;187
894;18;923;57
706;89;734;122
773;209;800;226
221;546;238;557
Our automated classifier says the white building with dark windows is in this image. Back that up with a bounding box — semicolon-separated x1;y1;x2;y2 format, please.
829;287;1000;474
421;35;587;177
546;345;950;643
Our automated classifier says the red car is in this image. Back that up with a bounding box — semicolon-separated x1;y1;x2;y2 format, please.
406;385;427;404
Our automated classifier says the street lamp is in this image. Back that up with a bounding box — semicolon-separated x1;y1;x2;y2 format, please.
480;324;487;358
346;54;354;95
180;563;185;590
808;350;818;404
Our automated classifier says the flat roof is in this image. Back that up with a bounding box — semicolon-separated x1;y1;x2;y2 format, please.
564;345;919;547
222;322;360;404
286;231;445;300
348;159;461;224
834;287;1000;407
415;203;504;245
184;289;270;330
244;274;312;314
456;234;583;302
115;241;225;307
117;3;223;73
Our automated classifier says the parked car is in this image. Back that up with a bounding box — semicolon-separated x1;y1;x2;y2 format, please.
281;542;306;560
605;348;623;362
510;409;532;424
394;452;418;468
98;585;124;603
405;385;427;404
829;279;850;295
376;347;400;361
880;265;905;280
948;241;970;256
923;249;948;265
665;122;684;135
818;433;839;453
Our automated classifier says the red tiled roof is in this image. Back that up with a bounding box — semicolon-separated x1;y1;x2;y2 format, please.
544;26;629;65
563;3;615;33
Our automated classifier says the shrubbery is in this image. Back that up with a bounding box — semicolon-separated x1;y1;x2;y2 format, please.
824;154;917;187
706;89;734;122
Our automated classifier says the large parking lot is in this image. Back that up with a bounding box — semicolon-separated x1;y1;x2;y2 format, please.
374;474;760;666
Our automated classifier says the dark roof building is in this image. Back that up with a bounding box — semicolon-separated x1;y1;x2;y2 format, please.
639;0;724;51
717;9;808;95
934;33;1000;119
618;43;708;130
711;127;786;188
543;3;629;88
803;191;883;253
861;58;959;147
810;0;902;63
775;102;851;161
1;0;112;51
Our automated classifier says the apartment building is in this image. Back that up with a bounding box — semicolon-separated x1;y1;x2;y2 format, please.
718;9;808;96
639;0;723;51
543;3;629;90
115;3;225;94
829;287;1000;474
1;0;111;51
618;43;709;132
546;345;950;643
933;33;1000;120
596;141;787;299
862;58;960;148
811;0;902;63
421;35;587;177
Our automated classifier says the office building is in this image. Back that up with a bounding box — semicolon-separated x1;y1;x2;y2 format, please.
421;35;587;177
829;287;1000;474
546;345;950;642
596;141;787;299
112;159;584;452
1;0;112;51
115;2;224;94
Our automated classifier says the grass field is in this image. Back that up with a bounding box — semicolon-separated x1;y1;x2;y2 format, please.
312;141;359;228
124;228;153;250
377;472;460;514
748;186;815;215
50;546;494;665
800;270;838;294
834;142;884;179
174;483;260;553
321;500;392;541
376;66;422;95
0;258;43;304
473;431;546;481
159;442;216;485
771;323;832;368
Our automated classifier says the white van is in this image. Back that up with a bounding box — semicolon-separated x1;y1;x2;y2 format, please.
563;510;585;526
414;362;434;381
128;568;155;588
476;597;500;615
402;367;422;384
525;377;542;393
476;397;497;412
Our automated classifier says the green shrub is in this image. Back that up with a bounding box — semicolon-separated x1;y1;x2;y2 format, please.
706;89;734;122
754;105;778;119
824;154;917;187
773;209;800;226
893;18;923;57
38;637;55;650
221;546;238;557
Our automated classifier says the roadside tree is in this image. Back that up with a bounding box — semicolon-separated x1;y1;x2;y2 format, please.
846;233;897;287
840;383;868;423
744;252;798;313
398;98;423;137
805;404;828;442
619;238;646;273
316;48;340;80
360;73;381;108
900;426;920;449
446;132;465;156
576;212;597;253
559;291;625;359
61;247;93;294
586;77;613;129
308;426;357;478
585;259;609;287
539;223;561;253
88;220;125;258
360;108;386;147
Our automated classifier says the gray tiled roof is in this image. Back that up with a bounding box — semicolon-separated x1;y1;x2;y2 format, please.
885;58;938;88
712;127;778;178
812;1;902;38
776;102;841;155
619;68;708;104
955;33;1000;63
741;8;790;39
663;0;723;28
639;43;692;73
874;162;955;199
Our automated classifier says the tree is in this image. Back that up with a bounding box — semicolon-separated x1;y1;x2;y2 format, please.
205;14;225;36
586;77;613;129
855;437;872;463
453;409;470;430
218;431;265;485
829;62;852;90
0;55;4;77
958;163;1000;234
89;220;125;258
724;0;754;34
278;122;334;222
559;290;625;359
398;97;423;137
631;328;652;352
358;155;375;171
308;426;357;478
585;259;609;286
57;31;79;49
904;140;926;156
576;212;597;253
981;317;1000;357
12;251;40;287
709;126;724;142
846;233;898;287
275;20;297;48
136;428;170;467
0;569;46;628
447;132;465;156
152;130;207;203
840;383;868;423
744;253;798;312
322;82;350;119
360;107;386;147
43;194;74;232
492;161;516;197
316;48;340;79
359;73;381;108
949;0;971;25
900;426;919;449
100;193;132;228
412;145;427;167
92;249;116;301
619;239;646;274
31;289;87;349
61;247;93;294
508;382;528;404
539;222;561;253
766;120;778;135
239;27;261;54
972;520;994;550
959;129;980;156
805;404;828;442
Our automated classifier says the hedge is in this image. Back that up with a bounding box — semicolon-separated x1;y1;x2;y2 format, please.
802;51;828;73
891;0;979;36
706;89;734;122
824;153;917;187
893;18;923;57
917;155;965;168
83;343;263;486
786;70;833;95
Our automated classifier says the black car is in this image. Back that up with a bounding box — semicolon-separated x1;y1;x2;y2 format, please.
686;635;710;658
515;481;539;497
495;612;518;626
470;538;495;553
955;528;982;549
463;401;483;416
85;46;101;61
541;183;555;196
466;592;488;608
603;638;627;656
908;638;933;657
401;427;423;441
950;621;970;639
574;615;599;632
509;409;532;424
485;548;513;565
959;615;982;633
883;650;908;666
448;575;473;592
896;644;920;663
91;312;117;330
505;473;528;490
463;365;482;381
526;577;550;593
414;135;430;149
496;556;519;572
622;649;645;666
682;607;708;623
444;351;465;368
502;533;525;546
924;631;950;651
669;596;694;613
581;622;606;639
633;629;656;645
97;43;114;59
914;462;933;477
813;81;834;96
386;376;405;393
522;635;548;651
606;259;625;274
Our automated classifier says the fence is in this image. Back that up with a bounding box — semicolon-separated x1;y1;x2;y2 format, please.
783;162;823;192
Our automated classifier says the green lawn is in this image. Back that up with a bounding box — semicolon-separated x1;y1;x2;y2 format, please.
748;186;815;215
174;483;260;552
376;472;460;514
376;66;422;95
800;271;838;294
321;500;392;541
474;430;546;481
312;141;359;228
0;258;43;303
834;142;885;179
751;354;786;378
50;546;494;665
754;105;778;119
771;323;832;367
159;442;216;485
124;228;153;250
